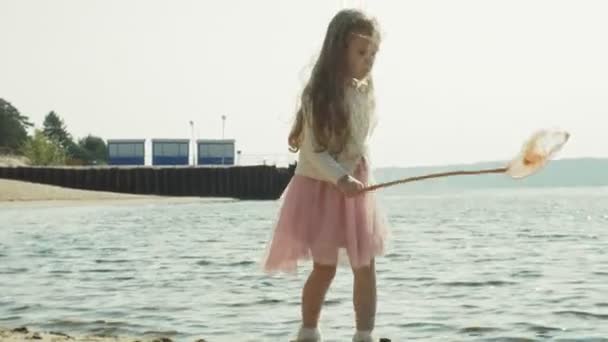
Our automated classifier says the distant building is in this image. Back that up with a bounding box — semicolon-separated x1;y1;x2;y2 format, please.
197;139;235;166
107;139;145;165
152;139;189;166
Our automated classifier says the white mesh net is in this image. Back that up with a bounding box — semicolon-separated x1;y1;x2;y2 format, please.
505;129;570;178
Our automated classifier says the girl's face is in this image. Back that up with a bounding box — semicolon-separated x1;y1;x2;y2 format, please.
346;33;378;81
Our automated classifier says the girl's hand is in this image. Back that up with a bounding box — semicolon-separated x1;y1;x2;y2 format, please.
288;132;297;146
337;175;365;197
288;132;300;152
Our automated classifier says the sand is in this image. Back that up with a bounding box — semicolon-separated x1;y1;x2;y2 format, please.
0;326;208;342
0;155;29;167
0;179;237;207
0;179;155;202
0;326;143;342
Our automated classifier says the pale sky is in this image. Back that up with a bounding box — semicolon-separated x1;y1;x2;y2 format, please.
1;0;606;167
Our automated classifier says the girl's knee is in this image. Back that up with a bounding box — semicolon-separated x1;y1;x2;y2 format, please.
352;260;376;278
313;262;337;281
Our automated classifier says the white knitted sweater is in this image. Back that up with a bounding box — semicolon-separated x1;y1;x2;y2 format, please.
294;82;377;185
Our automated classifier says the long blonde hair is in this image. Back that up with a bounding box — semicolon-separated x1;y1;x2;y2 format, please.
288;9;380;154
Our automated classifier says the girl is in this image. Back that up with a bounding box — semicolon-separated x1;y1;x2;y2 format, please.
262;8;389;342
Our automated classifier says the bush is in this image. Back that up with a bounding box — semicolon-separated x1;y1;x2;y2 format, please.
20;130;66;165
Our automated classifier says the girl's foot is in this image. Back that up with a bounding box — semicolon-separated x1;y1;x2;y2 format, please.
293;326;321;342
352;330;373;342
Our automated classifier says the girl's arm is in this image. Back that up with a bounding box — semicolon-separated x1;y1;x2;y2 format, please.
300;119;349;185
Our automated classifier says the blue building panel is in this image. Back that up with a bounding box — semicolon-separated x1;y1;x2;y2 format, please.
197;139;235;166
198;157;234;165
152;139;190;166
153;156;189;166
107;140;145;166
108;156;145;165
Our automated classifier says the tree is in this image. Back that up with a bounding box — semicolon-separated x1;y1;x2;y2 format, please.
66;141;91;164
0;98;32;152
20;130;66;165
79;135;108;164
42;111;72;150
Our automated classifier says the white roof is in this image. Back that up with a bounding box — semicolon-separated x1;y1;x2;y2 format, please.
197;139;236;144
107;139;145;144
151;139;190;143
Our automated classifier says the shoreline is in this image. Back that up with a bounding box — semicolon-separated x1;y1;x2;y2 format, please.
0;326;208;342
0;178;150;202
0;179;235;206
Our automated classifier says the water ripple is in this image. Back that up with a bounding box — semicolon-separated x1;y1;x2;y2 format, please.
94;259;131;264
0;267;28;274
441;280;517;287
554;311;608;320
459;326;503;334
397;322;454;331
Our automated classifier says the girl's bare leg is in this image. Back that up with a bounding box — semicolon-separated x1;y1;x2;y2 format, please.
301;262;337;328
353;259;376;332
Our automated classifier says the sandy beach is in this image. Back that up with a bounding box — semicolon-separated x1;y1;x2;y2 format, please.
0;155;29;167
0;178;155;202
0;326;207;342
0;179;237;208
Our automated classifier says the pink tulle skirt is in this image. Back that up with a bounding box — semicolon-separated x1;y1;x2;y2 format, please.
262;159;389;274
